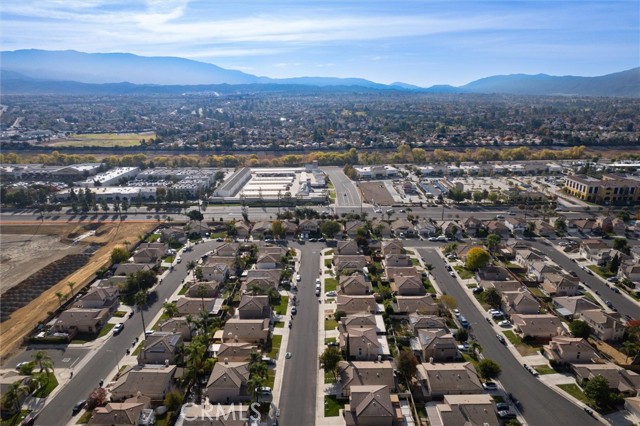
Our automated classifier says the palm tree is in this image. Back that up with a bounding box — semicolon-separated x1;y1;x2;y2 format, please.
3;380;30;414
54;291;65;308
469;340;483;360
184;340;207;403
32;351;53;373
67;281;76;297
163;302;179;319
247;375;266;403
134;290;149;339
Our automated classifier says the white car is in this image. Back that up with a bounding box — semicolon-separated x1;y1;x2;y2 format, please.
296;274;301;282
325;291;337;297
453;309;460;316
316;278;321;285
498;320;511;327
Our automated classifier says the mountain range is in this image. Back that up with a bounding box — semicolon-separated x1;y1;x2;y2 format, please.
1;49;638;97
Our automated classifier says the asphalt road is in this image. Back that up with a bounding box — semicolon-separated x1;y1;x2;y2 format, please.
33;240;216;426
419;248;600;426
528;240;640;319
324;167;362;207
277;242;321;426
9;347;89;372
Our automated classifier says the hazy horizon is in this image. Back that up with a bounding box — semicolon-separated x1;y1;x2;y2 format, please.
1;0;639;87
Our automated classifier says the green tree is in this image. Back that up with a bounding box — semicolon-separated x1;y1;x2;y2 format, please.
271;220;285;239
569;320;592;339
86;386;108;410
486;234;501;253
111;246;130;264
613;238;630;255
469;340;483;359
396;348;419;381
32;350;53;373
163;302;179;318
320;220;342;238
554;217;567;234
440;294;458;310
186;209;204;222
465;247;491;271
134;290;149;338
583;375;612;409
2;380;30;414
319;347;343;379
607;253;621;274
477;359;501;379
164;390;184;412
484;288;502;309
455;328;469;342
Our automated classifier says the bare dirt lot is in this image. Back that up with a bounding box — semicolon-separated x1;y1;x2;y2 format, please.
358;181;396;205
0;221;156;362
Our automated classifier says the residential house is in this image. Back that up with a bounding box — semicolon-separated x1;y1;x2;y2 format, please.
394;296;438;315
505;217;527;233
215;342;257;362
411;329;457;362
74;287;119;311
578;309;625;341
337;240;361;256
281;220;298;238
391;219;414;236
238;295;271;319
462;217;483;236
514;249;545;268
573;363;640;395
619;263;640;283
222;319;270;345
340;314;386;335
528;261;562;282
185;221;212;237
391;275;426;296
409;314;447;331
234;221;251;238
341;325;383;361
344;221;365;238
500;239;530;259
542;273;579;297
185;281;220;298
213;243;239;257
383;253;412;268
201;258;233;282
250;221;272;238
113;263;152;276
175;297;222;316
570;219;599;236
110;365;176;401
344;385;399;426
439;221;461;238
134;242;168;256
534;220;557;238
415;220;438;238
338;360;395;398
138;332;182;365
298;219;319;237
384;267;421;283
485;221;510;239
157;317;192;340
160;226;187;244
334;255;368;272
337;295;378;315
133;243;167;264
502;290;540;315
244;270;280;293
553;296;600;319
483;280;522;293
580;239;612;264
255;252;282;270
371;219;392;238
339;274;372;295
382;240;404;256
416;362;483;399
543;337;599;365
427;395;500;426
475;266;510;282
511;314;565;340
177;404;247;426
205;360;250;403
54;308;110;335
89;395;152;426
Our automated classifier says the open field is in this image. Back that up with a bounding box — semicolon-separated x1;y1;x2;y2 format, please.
47;132;155;147
0;221;156;362
358;181;395;205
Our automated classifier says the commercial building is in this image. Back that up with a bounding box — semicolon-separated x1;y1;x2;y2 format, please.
564;174;640;205
353;165;399;179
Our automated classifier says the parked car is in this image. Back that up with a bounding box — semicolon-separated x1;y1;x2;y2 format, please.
496;402;510;411
482;382;498;390
496;334;506;344
296;274;301;281
472;286;484;294
497;410;517;419
325;291;337;297
72;400;86;415
113;323;124;335
291;306;297;315
498;320;511;327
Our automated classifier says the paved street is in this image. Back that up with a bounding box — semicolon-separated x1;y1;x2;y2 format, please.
9;347;89;372
528;240;639;319
419;248;600;426
278;242;322;426
324;167;362;207
31;240;217;426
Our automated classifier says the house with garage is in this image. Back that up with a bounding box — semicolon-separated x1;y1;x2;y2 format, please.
205;360;250;403
138;332;182;365
237;295;271;319
543;336;599;365
338;360;395;398
338;274;372;295
416;362;483;400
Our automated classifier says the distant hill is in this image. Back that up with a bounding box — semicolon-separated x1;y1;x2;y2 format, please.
461;68;640;97
1;49;638;97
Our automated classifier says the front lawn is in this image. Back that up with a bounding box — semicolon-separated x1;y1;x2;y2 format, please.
274;296;289;315
145;233;160;243
76;411;92;424
33;372;58;398
324;369;336;384
265;369;276;388
113;311;127;318
533;365;557;375
97;323;115;338
324;258;333;268
528;287;548;299
324;395;345;417
274;321;285;328
453;265;475;280
503;330;522;345
324;318;338;330
557;383;589;403
325;278;338;292
269;335;282;358
587;265;615;279
325;337;336;345
411;258;420;266
1;410;31;426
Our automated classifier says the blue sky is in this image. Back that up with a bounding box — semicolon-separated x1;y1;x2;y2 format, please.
1;0;638;86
